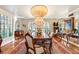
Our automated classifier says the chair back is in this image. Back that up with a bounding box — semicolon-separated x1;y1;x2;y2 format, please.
0;35;2;52
43;38;52;54
0;35;2;46
25;33;33;49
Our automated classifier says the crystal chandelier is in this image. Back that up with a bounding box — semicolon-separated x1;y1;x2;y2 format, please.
31;5;48;27
34;17;44;28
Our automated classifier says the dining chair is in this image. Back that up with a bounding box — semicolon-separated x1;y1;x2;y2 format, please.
0;35;2;53
25;33;44;54
43;38;52;54
25;33;35;54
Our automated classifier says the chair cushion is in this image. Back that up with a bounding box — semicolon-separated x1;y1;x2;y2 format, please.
26;36;33;48
35;47;44;54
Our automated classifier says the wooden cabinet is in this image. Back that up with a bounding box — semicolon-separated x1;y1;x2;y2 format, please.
14;30;24;40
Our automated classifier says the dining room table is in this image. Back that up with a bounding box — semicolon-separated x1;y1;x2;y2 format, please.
32;32;52;54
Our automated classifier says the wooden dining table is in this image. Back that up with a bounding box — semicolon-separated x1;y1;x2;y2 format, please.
32;32;52;54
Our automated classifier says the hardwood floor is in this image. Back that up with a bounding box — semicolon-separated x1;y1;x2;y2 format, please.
1;39;26;54
0;36;79;54
53;36;79;54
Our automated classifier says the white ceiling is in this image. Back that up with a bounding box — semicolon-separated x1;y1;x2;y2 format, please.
0;5;79;18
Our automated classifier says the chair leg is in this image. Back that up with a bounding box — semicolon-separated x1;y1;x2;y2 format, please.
48;43;52;54
34;48;36;54
49;47;52;54
0;48;2;53
26;49;28;54
43;48;46;54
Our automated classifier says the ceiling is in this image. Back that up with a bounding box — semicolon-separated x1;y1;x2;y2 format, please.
0;5;79;19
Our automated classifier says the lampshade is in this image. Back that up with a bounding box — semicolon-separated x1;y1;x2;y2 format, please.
31;5;48;17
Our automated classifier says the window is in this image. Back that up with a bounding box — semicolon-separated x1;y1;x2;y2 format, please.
28;22;50;33
59;20;65;32
0;14;6;38
28;22;36;32
0;14;13;39
43;22;50;33
75;20;79;34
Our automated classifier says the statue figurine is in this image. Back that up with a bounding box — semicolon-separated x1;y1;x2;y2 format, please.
0;35;2;53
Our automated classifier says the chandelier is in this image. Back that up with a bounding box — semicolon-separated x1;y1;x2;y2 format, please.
34;17;44;27
31;5;48;17
31;5;48;35
31;5;48;28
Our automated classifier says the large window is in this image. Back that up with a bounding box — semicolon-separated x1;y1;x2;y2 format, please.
28;22;50;33
59;19;65;33
74;20;79;34
43;22;50;33
74;12;79;34
0;14;13;39
28;22;36;32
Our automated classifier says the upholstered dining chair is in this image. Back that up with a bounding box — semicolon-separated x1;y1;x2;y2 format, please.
0;35;2;53
25;33;35;54
25;33;44;54
43;38;52;54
